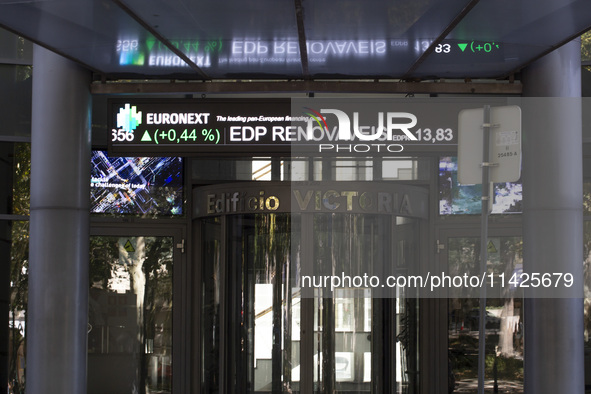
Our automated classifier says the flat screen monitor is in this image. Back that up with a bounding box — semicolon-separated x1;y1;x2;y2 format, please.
439;156;522;215
91;150;183;216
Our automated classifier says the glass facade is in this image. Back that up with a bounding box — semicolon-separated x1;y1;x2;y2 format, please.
0;42;32;394
88;236;174;394
6;221;28;394
447;236;524;393
0;65;31;139
0;142;30;216
583;30;591;66
1;24;591;394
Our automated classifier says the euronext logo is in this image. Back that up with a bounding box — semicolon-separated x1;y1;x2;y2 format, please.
117;104;142;132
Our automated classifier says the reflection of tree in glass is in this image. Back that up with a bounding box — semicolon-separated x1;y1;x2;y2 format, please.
9;221;28;394
142;237;173;392
248;214;293;392
142;237;173;347
448;237;524;390
584;182;591;215
201;218;221;393
89;238;118;289
88;237;119;360
582;31;591;65
9;143;31;394
88;237;173;393
583;182;591;341
448;238;479;280
583;222;591;344
12;143;30;216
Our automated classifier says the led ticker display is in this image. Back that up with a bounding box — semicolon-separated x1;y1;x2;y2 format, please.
108;99;294;156
434;41;502;55
109;98;524;156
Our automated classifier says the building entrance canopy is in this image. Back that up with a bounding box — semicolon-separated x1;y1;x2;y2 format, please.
1;0;590;82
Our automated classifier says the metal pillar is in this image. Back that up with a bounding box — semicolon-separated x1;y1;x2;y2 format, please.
26;46;91;394
477;106;491;394
522;39;584;393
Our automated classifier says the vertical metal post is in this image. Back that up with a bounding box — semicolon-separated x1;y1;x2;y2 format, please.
477;105;491;394
219;215;229;393
300;213;315;394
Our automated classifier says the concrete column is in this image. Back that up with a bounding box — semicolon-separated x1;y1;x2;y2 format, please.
522;39;584;393
26;46;91;394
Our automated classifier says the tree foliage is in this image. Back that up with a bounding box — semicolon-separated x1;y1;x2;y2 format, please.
582;31;591;64
9;143;31;393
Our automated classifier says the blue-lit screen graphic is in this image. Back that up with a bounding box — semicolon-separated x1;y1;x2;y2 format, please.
91;151;183;216
439;156;522;215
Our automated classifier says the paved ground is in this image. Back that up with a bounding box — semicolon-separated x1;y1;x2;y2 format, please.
453;379;523;393
454;379;591;393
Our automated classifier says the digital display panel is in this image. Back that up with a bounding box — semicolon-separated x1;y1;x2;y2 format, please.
90;150;183;216
439;156;522;215
107;98;475;156
108;98;529;157
108;98;294;156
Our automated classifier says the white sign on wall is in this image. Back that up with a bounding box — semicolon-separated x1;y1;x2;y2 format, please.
458;106;521;184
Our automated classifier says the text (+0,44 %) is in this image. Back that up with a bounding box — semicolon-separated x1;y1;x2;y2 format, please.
110;128;222;145
152;128;221;145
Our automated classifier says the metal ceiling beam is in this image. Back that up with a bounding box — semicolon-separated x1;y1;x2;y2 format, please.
110;0;211;81
90;80;521;95
294;0;310;79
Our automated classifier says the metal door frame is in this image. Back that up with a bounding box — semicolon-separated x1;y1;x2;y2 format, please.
90;223;189;394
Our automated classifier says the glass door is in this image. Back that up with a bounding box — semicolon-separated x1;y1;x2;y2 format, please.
309;213;418;394
88;228;183;394
441;229;524;394
200;213;297;393
197;211;420;393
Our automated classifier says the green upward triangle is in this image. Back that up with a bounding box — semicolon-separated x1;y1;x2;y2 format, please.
458;43;468;52
141;131;152;142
